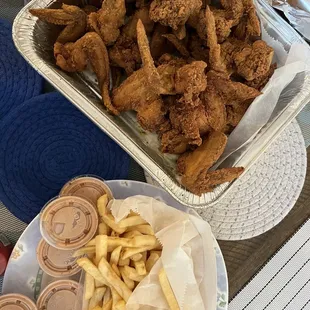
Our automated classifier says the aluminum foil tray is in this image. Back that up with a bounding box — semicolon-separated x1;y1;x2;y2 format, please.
12;0;310;208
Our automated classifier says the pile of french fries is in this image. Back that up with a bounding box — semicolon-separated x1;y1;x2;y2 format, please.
75;195;180;310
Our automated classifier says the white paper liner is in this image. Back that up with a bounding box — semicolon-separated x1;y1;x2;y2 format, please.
109;196;217;310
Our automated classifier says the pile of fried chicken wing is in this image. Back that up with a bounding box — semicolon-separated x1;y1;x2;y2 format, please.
30;0;275;195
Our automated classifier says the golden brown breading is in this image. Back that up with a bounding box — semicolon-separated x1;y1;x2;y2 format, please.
149;0;202;30
226;101;250;127
234;40;274;81
160;129;189;154
188;34;209;63
54;32;116;114
177;131;228;185
245;63;276;90
150;24;173;59
211;8;234;43
185;167;244;195
175;61;208;103
122;7;154;39
109;35;141;75
88;0;126;45
162;34;190;58
205;6;227;73
30;4;87;44
207;71;261;105
201;85;227;132
82;5;98;15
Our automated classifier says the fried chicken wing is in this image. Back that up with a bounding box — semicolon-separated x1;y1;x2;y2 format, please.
245;63;276;90
205;6;227;73
149;0;202;30
160;129;190;154
162;34;190;58
88;0;126;45
112;20;166;131
226;101;250;127
234;40;274;81
175;61;208;103
201;85;227;131
109;35;141;75
188;34;209;63
211;9;234;43
150;24;173;59
30;4;87;44
207;71;261;105
54;32;117;114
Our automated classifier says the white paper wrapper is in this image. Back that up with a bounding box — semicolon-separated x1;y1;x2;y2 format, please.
214;16;310;169
109;196;217;310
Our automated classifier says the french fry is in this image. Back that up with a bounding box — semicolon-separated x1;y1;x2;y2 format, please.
102;214;126;234
110;246;122;265
134;260;147;276
146;252;160;272
123;265;145;282
98;222;110;235
110;287;122;306
97;194;109;216
130;253;142;262
103;287;111;305
150;250;162;256
107;237;131;251
122;245;156;260
114;300;126;310
126;224;154;235
159;268;180;310
95;235;108;265
91;306;101;310
141;251;147;263
128;211;139;217
122;230;142;238
119;267;135;290
111;263;121;277
102;299;112;310
88;286;106;310
86;239;96;247
77;257;108;286
118;257;130;266
95;279;104;288
84;272;95;300
98;257;132;302
118;216;147;228
111;231;120;237
73;246;96;257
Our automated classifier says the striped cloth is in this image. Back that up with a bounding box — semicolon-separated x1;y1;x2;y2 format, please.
229;218;310;310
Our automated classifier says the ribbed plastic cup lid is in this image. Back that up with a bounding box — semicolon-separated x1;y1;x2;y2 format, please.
60;176;113;207
36;280;78;310
0;293;37;310
40;196;98;250
36;239;81;277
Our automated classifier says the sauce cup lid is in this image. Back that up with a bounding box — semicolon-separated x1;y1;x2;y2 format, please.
0;293;37;310
36;280;79;310
40;196;98;250
60;176;113;206
36;239;81;277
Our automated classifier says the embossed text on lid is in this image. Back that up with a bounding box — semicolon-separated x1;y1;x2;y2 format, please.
40;196;98;250
36;280;79;310
36;239;81;277
60;176;113;206
0;293;37;310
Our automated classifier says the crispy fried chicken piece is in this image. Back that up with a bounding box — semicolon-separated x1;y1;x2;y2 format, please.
82;5;98;15
29;4;87;44
234;40;274;81
211;9;234;43
220;0;244;25
88;0;126;45
186;166;244;195
220;37;250;72
205;6;227;74
201;85;227;131
234;7;261;40
162;34;190;58
123;7;154;39
112;20;166;131
188;34;209;63
149;0;202;30
175;61;208;103
226;101;250;127
207;71;261;105
54;32;117;114
173;24;187;40
177;131;227;185
245;63;276;90
169;99;210;146
109;35;141;75
160;129;189;154
150;24;173;59
177;131;244;194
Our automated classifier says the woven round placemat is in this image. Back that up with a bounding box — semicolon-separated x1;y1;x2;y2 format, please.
145;120;307;240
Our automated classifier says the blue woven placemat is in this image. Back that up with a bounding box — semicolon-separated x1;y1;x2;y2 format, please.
0;18;43;121
0;92;130;223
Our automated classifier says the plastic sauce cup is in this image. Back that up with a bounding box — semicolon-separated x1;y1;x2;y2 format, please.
0;293;37;310
40;196;98;250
